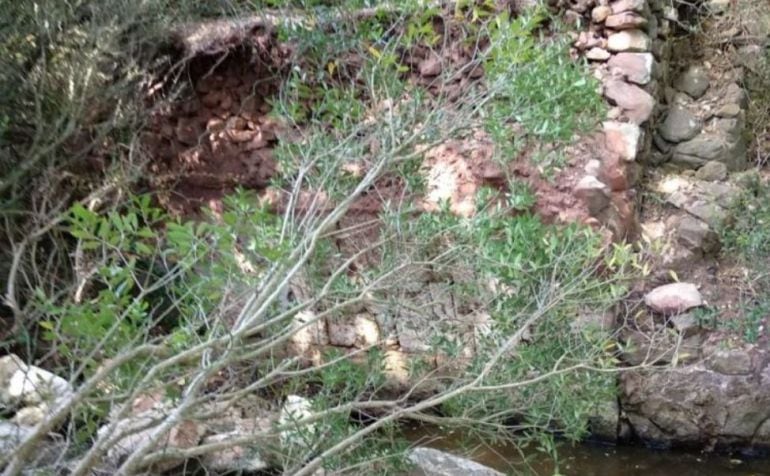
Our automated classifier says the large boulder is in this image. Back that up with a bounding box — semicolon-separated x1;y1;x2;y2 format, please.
407;447;503;476
656;174;740;229
620;349;770;448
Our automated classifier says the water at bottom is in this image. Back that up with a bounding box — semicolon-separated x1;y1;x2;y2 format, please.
403;425;770;476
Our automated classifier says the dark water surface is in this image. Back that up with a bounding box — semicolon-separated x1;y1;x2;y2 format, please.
404;426;770;476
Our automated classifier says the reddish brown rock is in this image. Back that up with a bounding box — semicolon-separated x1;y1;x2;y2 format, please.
603;79;655;124
575;175;611;216
607;52;655;85
603;121;642;161
607;192;638;239
600;154;630;191
419;56;442;77
175;121;200;146
201;91;222;108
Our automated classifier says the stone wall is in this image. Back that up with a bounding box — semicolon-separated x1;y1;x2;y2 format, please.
571;0;770;450
285;0;770;451
571;0;674;239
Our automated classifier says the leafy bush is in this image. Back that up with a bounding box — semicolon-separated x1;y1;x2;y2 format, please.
0;1;629;475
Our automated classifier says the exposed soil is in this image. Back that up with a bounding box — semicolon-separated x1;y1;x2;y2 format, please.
142;12;598;261
144;31;288;215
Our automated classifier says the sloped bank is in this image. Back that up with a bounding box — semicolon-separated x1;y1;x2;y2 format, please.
154;0;770;453
572;0;770;450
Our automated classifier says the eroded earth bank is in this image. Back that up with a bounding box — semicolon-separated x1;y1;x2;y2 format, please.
2;0;770;474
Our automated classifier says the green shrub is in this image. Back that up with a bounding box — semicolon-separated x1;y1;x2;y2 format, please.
0;2;624;474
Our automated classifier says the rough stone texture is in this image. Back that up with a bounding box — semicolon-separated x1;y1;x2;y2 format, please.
723;82;748;108
584;159;602;177
606;12;648;29
669;313;700;338
621;356;770;448
673;133;746;171
658;106;702;143
587;398;620;442
12;404;48;426
695;161;728;181
685;201;729;228
408;447;504;476
607;30;651;52
670;152;708;169
328;314;380;348
622;329;702;366
0;354;27;406
644;282;703;314
707;349;753;376
706;0;731;14
603;79;655;124
575;31;604;50
715;103;741;118
712;116;743;138
603;120;642;161
608;52;655;85
600;154;631;191
289;310;329;356
606;191;640;240
658;175;741;230
586;47;612;61
575;175;611;215
676;215;720;254
674;65;710;99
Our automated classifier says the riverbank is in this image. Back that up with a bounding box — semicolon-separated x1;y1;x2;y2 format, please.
405;424;770;476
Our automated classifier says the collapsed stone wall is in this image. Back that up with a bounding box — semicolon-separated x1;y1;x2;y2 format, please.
282;0;770;450
126;0;770;452
571;0;667;239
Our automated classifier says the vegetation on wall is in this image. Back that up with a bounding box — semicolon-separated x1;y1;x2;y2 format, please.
0;1;638;474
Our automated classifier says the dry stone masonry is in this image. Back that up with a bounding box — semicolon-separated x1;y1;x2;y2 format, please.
573;0;770;450
570;0;669;240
